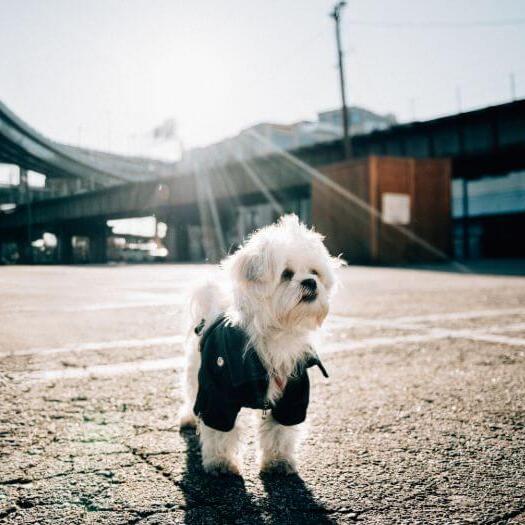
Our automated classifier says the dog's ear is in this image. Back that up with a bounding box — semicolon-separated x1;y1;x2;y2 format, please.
223;241;276;285
331;254;347;269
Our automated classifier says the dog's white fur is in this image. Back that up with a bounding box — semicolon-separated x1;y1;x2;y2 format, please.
179;214;340;475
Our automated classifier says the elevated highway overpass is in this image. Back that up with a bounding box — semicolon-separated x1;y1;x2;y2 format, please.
1;99;524;263
0;100;176;192
0;150;310;262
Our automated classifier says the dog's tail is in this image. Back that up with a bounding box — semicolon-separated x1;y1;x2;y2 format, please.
188;281;228;336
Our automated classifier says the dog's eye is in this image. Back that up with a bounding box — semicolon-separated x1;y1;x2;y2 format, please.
281;268;294;280
311;269;319;276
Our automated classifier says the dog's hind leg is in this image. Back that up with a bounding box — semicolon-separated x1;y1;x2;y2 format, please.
259;414;300;474
180;282;227;429
199;423;241;476
179;336;200;428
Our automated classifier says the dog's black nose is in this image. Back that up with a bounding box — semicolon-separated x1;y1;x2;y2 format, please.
301;278;317;291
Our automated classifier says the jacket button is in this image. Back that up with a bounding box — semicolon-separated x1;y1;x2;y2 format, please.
217;356;224;367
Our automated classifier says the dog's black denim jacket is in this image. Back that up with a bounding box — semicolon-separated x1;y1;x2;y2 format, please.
193;315;329;432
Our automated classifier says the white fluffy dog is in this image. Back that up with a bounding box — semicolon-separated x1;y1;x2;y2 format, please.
179;214;341;475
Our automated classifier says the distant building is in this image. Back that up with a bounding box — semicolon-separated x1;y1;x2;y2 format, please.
244;121;339;151
318;107;397;136
242;106;396;153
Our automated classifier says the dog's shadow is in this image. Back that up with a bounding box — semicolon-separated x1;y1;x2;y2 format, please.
180;427;337;524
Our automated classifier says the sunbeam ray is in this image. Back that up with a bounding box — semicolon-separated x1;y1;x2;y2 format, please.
200;148;228;258
227;135;285;216
244;129;471;273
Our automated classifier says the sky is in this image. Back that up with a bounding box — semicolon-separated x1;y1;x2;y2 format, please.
1;0;524;159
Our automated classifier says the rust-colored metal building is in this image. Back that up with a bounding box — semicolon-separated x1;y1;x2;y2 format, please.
313;156;452;264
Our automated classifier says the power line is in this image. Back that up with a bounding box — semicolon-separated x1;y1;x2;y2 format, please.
347;18;525;29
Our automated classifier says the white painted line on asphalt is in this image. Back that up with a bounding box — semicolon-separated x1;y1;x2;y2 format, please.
20;356;185;381
471;322;525;334
326;316;422;331
497;322;525;331
5;297;187;314
326;309;525;332
5;315;417;359
326;311;525;333
323;323;525;356
72;298;187;311
465;333;525;347
15;322;525;383
5;310;525;360
323;332;448;354
0;335;185;358
380;308;525;325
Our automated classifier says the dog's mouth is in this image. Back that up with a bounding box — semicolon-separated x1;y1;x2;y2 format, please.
301;291;318;303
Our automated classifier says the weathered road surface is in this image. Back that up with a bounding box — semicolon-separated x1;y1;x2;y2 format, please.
1;263;524;524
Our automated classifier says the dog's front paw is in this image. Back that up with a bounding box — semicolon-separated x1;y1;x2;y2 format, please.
179;407;197;429
179;414;197;429
203;458;241;477
260;457;297;475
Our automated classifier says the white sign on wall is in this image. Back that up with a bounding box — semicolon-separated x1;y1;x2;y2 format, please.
382;193;411;225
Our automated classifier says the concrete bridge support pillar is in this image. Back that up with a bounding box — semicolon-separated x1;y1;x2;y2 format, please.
16;239;26;263
164;221;190;262
164;223;177;262
176;224;190;262
57;232;73;264
90;232;107;264
16;237;34;264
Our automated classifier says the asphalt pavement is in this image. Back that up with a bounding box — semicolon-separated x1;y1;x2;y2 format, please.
1;262;524;524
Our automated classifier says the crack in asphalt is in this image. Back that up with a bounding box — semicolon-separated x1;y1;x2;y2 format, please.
0;477;34;486
0;432;431;524
126;446;269;524
123;508;171;525
126;446;191;496
0;506;18;520
125;444;359;523
0;462;139;487
484;504;525;525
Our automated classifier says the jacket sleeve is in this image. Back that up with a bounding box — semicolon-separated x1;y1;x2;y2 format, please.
271;371;310;426
193;325;241;432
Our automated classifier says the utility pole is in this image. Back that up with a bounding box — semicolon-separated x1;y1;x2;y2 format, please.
330;1;352;159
